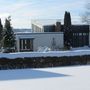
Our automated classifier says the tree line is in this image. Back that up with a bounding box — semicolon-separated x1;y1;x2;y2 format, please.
0;16;15;53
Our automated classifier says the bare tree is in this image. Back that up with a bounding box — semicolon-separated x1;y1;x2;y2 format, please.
82;2;90;24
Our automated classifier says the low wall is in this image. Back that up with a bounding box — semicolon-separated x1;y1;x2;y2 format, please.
0;55;90;70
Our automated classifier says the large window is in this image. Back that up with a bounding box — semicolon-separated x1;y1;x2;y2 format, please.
20;38;33;52
72;32;89;47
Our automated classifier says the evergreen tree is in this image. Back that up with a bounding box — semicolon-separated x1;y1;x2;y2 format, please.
64;11;71;31
64;11;68;30
3;17;15;52
0;18;3;48
64;11;72;48
68;12;72;29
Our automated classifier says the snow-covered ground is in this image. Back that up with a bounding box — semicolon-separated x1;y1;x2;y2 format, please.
1;50;90;59
0;46;90;59
0;65;89;90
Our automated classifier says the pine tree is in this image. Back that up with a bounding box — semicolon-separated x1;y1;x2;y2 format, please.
3;17;15;52
64;11;72;48
64;11;71;31
0;18;3;48
68;12;71;30
64;11;68;31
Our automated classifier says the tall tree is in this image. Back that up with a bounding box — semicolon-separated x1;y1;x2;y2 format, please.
64;11;72;48
64;11;71;30
0;18;3;48
64;11;68;30
3;16;15;51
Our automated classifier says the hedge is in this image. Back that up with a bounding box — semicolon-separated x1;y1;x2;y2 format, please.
0;55;90;70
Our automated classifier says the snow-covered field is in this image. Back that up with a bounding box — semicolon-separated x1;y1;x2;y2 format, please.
0;65;90;90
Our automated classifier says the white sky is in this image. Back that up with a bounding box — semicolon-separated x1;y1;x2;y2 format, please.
0;0;88;28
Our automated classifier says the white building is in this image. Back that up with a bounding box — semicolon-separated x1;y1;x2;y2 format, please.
15;32;64;52
14;19;64;52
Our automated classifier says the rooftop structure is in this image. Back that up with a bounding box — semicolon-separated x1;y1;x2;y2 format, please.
31;19;62;32
31;19;61;26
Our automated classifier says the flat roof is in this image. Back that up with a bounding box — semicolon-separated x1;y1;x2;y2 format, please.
15;32;63;35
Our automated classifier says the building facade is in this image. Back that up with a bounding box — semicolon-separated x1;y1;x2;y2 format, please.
15;32;64;52
31;19;89;48
13;20;89;52
71;25;89;47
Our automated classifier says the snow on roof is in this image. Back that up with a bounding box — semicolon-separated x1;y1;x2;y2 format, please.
0;65;90;90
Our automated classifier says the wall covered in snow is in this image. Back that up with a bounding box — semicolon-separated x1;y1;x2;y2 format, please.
1;50;90;59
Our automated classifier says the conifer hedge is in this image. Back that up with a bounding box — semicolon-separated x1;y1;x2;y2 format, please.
0;55;89;70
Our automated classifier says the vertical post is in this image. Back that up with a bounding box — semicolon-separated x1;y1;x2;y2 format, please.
89;19;90;46
15;35;20;52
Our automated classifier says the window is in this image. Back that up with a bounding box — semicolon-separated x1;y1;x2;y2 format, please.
20;38;33;51
79;33;82;36
83;33;86;36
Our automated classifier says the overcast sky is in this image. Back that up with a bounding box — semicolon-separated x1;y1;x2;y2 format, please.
0;0;88;28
